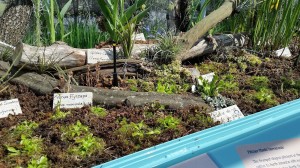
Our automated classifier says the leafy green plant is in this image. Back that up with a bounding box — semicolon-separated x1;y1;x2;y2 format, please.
252;88;278;105
97;0;149;58
90;106;108;118
197;75;223;97
117;119;160;142
5;145;21;156
27;156;49;168
220;74;239;91
52;109;70;120
157;115;180;130
68;133;105;157
61;121;89;140
13;121;39;137
20;135;43;156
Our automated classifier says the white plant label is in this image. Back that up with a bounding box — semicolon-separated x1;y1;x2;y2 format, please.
237;139;300;168
201;72;215;82
0;99;22;118
87;49;113;64
53;92;93;109
275;47;292;58
197;72;215;84
210;105;244;124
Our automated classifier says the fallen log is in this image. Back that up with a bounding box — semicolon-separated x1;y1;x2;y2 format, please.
0;70;212;110
183;33;249;61
9;33;247;69
12;42;155;70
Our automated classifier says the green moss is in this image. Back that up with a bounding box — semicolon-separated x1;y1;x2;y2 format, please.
140;80;155;92
127;79;138;92
220;74;239;91
246;76;270;90
197;62;224;74
90;106;108;118
246;55;262;66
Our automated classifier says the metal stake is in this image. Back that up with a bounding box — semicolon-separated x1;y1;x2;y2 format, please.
112;43;118;87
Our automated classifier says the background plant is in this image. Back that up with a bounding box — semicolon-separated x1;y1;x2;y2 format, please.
97;0;149;58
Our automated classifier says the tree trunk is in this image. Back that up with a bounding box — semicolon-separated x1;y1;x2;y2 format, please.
0;69;212;110
0;4;32;46
178;0;239;60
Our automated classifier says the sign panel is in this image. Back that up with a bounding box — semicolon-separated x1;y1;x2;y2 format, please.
0;99;22;118
53;92;93;109
87;49;113;64
197;72;215;84
237;139;300;168
210;105;244;124
170;153;218;168
201;72;215;83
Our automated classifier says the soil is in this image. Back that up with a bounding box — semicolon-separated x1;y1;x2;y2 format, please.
0;44;300;167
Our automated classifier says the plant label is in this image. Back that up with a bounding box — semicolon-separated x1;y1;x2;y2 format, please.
53;92;93;109
197;72;215;84
133;33;146;41
210;105;244;124
0;99;22;118
87;49;113;64
275;47;292;58
201;72;215;82
237;139;300;168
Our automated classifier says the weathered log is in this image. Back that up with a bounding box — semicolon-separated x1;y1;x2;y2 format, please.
0;70;212;110
178;0;239;60
13;42;155;69
183;33;249;61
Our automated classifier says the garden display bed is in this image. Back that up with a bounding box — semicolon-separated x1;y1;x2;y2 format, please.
1;46;300;167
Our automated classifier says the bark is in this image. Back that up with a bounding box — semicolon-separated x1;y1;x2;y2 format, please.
0;69;212;110
0;4;32;46
178;0;239;60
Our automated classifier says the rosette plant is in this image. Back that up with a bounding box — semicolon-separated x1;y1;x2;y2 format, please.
97;0;149;58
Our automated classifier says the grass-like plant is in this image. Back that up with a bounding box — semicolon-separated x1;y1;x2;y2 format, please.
65;21;109;48
153;31;181;64
97;0;149;58
217;0;300;52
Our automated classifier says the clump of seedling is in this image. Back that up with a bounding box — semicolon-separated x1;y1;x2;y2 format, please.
13;121;39;137
52;108;70;120
116;118;161;144
157;115;180;130
252;88;279;106
60;120;106;158
90;106;108;118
